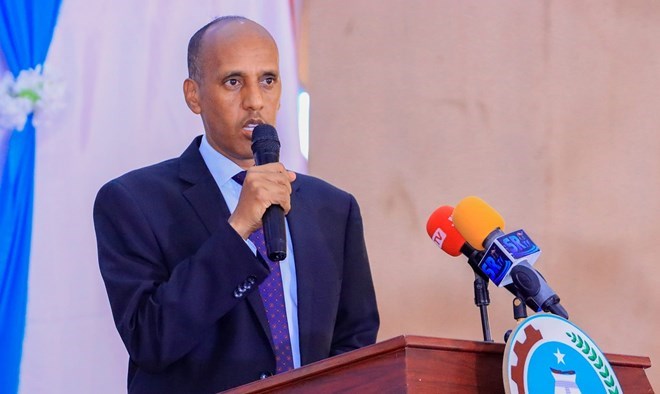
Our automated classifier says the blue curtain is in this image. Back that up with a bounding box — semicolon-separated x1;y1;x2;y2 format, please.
0;1;62;393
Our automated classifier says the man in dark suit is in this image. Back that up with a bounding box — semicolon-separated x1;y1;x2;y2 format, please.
93;16;379;393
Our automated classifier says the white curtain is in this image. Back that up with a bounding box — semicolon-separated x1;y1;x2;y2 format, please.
19;1;304;392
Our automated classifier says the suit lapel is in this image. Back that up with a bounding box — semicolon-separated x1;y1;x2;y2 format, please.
179;136;231;233
178;137;273;347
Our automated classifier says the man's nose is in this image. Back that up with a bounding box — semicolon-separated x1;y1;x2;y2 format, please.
242;82;264;111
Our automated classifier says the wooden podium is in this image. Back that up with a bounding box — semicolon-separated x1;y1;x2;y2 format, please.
224;335;653;393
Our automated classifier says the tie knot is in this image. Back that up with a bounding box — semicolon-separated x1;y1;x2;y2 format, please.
232;170;247;185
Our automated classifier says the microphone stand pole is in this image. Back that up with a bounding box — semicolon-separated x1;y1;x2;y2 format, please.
466;250;493;343
472;273;492;342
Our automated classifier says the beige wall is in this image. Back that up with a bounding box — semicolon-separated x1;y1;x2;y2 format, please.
305;0;660;388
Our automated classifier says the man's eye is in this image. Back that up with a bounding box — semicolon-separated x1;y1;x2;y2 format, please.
263;77;275;85
225;79;240;87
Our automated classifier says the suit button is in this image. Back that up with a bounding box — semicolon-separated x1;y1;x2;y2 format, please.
247;276;257;285
259;371;273;379
233;289;243;298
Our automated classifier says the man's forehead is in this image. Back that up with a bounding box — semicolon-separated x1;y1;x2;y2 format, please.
193;19;279;81
202;19;277;52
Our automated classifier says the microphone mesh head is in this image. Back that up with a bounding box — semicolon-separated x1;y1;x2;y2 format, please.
251;124;280;153
452;196;505;250
426;205;464;257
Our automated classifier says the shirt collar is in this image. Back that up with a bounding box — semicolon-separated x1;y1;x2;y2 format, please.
198;134;245;187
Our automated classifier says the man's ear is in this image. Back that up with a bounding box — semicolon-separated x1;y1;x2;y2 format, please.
183;78;202;114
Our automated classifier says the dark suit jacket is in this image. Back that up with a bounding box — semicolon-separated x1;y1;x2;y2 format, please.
93;137;379;393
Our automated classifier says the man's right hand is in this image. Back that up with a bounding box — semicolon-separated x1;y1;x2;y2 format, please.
228;162;297;239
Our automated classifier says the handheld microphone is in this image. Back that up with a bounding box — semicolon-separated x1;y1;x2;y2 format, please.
452;196;568;319
251;124;287;261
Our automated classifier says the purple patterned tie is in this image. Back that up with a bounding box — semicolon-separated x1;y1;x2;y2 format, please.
233;171;294;374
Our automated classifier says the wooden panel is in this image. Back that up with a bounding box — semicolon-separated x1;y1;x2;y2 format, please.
222;336;652;393
224;341;408;393
406;347;505;393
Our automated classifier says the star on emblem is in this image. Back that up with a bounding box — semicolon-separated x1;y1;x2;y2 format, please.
554;348;566;365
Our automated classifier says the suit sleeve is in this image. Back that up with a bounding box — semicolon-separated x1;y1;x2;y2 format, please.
93;179;269;372
330;194;380;355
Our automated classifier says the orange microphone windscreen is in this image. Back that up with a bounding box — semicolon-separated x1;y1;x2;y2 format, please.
452;196;505;250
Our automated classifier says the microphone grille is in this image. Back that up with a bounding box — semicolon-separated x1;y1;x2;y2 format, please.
252;124;280;153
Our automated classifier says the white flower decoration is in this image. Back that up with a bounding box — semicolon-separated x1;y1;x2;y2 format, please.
0;65;65;131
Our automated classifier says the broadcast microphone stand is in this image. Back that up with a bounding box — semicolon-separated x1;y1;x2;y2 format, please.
512;295;528;321
466;250;493;343
504;285;529;343
472;273;493;342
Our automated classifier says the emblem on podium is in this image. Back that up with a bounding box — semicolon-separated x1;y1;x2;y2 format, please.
503;313;623;394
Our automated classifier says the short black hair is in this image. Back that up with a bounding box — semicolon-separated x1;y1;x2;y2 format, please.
187;15;249;81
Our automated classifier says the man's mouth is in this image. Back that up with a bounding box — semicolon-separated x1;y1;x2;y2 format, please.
242;119;264;132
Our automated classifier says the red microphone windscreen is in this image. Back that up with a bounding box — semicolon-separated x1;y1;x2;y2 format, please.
426;206;465;257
